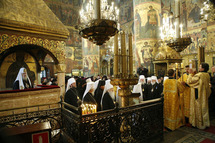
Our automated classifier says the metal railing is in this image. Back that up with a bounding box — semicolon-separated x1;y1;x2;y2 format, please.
61;98;164;143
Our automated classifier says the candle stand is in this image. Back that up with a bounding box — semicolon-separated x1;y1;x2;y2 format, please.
111;32;138;107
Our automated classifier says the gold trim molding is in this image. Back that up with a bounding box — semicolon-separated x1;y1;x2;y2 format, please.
0;19;69;40
0;34;66;64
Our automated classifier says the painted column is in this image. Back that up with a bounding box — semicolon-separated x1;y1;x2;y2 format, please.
133;0;161;75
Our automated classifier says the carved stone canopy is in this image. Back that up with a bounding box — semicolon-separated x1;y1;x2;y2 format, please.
0;0;69;39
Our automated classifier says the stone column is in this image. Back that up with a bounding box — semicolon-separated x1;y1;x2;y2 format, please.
198;46;205;67
37;73;41;85
133;0;161;75
56;64;66;98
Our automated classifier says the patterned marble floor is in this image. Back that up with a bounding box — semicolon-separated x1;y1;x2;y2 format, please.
161;115;215;143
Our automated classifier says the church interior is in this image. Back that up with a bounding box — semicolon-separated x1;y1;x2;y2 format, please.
0;0;215;142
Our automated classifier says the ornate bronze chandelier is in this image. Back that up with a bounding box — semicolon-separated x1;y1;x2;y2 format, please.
200;0;215;21
166;37;192;52
78;0;119;45
161;0;191;53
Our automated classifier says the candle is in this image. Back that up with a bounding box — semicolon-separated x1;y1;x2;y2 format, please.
114;33;119;77
180;24;183;38
175;0;180;38
82;107;86;115
121;31;127;78
94;0;101;19
176;63;178;68
93;105;97;113
128;33;133;75
181;63;184;68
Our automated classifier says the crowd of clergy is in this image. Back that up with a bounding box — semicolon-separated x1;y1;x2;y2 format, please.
13;62;215;131
64;62;215;131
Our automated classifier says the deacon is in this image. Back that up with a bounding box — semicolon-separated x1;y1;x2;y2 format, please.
13;67;32;90
163;69;185;131
82;79;97;104
187;62;211;129
101;80;115;110
178;65;191;123
94;80;105;111
64;78;81;113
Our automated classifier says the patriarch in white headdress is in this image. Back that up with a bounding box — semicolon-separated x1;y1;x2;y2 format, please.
13;67;32;90
132;75;146;101
101;80;115;110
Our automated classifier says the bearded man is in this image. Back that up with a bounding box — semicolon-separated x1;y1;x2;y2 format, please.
101;80;115;110
187;62;211;129
64;78;81;113
13;67;32;90
82;78;97;105
132;75;148;101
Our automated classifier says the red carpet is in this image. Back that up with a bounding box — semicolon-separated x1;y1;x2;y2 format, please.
201;139;215;143
204;126;215;134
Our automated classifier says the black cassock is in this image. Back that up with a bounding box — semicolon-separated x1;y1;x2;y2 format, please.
101;92;115;111
83;93;97;105
64;87;80;114
145;83;162;100
94;88;103;111
94;80;105;111
13;80;32;90
141;83;148;101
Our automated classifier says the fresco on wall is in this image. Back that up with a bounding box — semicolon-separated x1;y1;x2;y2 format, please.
134;2;161;40
82;39;100;77
45;0;80;26
180;0;215;56
66;28;82;47
44;0;83;74
119;0;134;25
133;0;161;75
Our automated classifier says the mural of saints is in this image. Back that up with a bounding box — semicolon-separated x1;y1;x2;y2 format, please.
135;9;141;38
145;6;158;38
188;4;200;23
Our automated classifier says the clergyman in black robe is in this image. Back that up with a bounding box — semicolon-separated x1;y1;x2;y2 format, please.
64;78;81;114
101;80;115;110
94;80;105;111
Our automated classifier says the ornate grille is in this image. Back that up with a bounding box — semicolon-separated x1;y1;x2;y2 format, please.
62;98;164;143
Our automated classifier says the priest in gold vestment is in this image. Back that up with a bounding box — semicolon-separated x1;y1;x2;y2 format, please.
163;69;185;131
187;63;211;129
178;65;191;122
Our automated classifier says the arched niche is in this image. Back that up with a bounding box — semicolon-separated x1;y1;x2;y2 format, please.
0;44;64;91
0;34;66;95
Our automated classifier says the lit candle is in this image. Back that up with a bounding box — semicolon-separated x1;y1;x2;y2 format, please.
180;24;183;38
181;63;184;68
176;63;178;68
82;107;86;115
